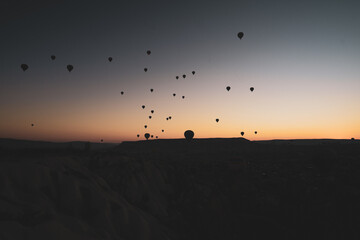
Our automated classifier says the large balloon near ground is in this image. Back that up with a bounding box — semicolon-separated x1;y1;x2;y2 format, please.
145;133;150;140
21;64;28;71
237;32;244;39
184;130;194;141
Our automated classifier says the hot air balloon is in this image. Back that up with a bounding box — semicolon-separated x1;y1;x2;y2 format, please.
142;105;145;109
237;32;244;39
250;87;254;92
51;55;56;60
150;88;153;92
144;125;147;128
100;139;104;142
67;65;73;72
226;86;231;91
145;133;150;140
31;123;34;127
108;57;113;62
156;136;158;139
151;135;154;138
144;68;148;72
182;74;186;79
173;93;176;97
254;131;257;134
182;96;185;99
151;110;154;114
147;50;151;55
162;129;164;132
216;118;219;123
137;134;140;137
149;116;152;119
21;64;28;72
169;116;172;120
121;91;124;95
192;71;195;75
241;132;244;136
176;76;179;80
184;130;194;141
166;118;169;120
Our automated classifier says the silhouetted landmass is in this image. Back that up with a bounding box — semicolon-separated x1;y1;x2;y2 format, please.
0;138;359;240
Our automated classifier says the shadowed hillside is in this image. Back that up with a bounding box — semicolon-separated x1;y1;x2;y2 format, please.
0;138;360;239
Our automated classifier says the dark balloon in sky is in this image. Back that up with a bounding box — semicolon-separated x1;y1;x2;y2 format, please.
121;91;124;95
151;135;153;138
108;57;113;62
173;93;176;97
176;76;179;79
144;125;147;128
216;118;219;122
182;74;186;79
149;116;152;119
31;123;34;127
182;96;185;99
250;87;254;92
151;110;154;114
145;133;150;140
51;55;56;60
144;68;148;72
67;65;73;72
20;64;28;72
166;118;169;120
184;130;194;141
192;71;195;75
254;131;257;134
147;50;151;55
150;88;153;92
156;136;158;139
237;32;244;39
100;139;104;142
137;134;140;137
142;105;145;109
169;116;172;120
162;129;164;132
226;86;231;91
241;131;244;136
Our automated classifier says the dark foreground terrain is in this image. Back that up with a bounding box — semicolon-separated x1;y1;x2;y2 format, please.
0;138;359;240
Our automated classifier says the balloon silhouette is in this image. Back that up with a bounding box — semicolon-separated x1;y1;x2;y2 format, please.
166;118;169;120
149;116;152;119
216;118;219;123
162;129;164;132
144;125;147;128
145;133;150;140
142;105;145;109
51;55;56;60
100;139;104;142
150;88;153;92
241;132;244;136
151;135;153;138
21;64;28;72
184;130;194;141
31;123;34;127
173;93;176;97
254;131;257;134
237;32;244;39
151;110;154;114
144;68;148;72
192;71;195;75
176;76;179;80
67;65;73;72
250;87;254;92
121;91;124;95
156;136;158;139
182;96;185;99
169;116;172;120
108;57;113;62
147;50;151;55
137;134;140;137
182;74;186;79
226;86;231;91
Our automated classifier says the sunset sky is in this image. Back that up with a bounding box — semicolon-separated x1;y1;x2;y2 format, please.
1;0;359;142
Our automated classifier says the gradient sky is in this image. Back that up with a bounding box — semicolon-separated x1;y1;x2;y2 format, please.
1;0;359;142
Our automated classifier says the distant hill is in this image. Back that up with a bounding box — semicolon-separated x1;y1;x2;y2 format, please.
0;138;118;151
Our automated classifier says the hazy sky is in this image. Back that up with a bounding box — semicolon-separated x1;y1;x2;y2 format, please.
1;0;359;142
